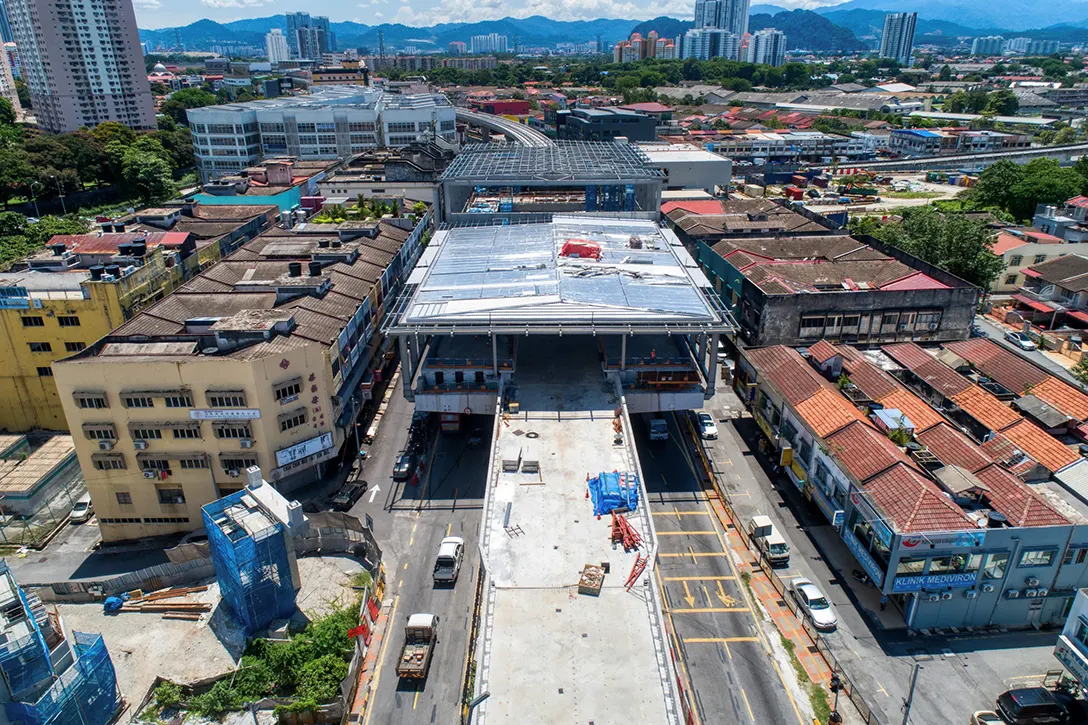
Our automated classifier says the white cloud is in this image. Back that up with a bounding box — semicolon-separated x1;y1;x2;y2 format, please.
373;11;384;17
394;0;689;24
199;0;271;8
133;0;161;8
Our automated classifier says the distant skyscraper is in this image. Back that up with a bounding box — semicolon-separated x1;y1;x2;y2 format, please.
449;41;466;55
296;26;326;60
266;29;290;64
4;41;18;80
693;0;749;37
1006;37;1030;53
0;0;12;44
6;0;155;133
1027;39;1060;55
286;12;333;58
879;12;917;66
971;36;1005;56
681;27;739;61
746;28;786;66
470;33;508;54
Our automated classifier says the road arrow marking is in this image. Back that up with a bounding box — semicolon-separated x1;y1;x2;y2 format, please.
682;581;696;608
368;485;381;503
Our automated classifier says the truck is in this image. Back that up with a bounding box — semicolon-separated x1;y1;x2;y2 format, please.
433;536;465;585
396;614;439;679
648;417;669;441
747;515;790;567
439;412;462;433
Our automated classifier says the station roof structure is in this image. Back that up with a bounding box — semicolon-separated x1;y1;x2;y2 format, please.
438;142;666;184
387;216;735;335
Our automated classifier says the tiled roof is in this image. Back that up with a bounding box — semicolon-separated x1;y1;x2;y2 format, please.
795;388;866;437
47;231;190;254
825;420;908;482
979;432;1041;478
837;348;900;400
806;339;839;364
949;386;1023;432
660;200;725;216
943;338;1048;395
877;389;943;432
1031;377;1088;422
862;463;974;533
883;343;972;397
916;423;993;473
1025;254;1088;292
745;346;824;405
991;232;1029;256
999;419;1080;473
973;464;1070;527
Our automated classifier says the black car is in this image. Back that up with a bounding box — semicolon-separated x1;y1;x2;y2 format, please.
393;453;417;482
996;688;1070;724
330;482;366;511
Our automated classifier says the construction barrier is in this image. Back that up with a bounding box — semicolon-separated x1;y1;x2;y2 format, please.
459;561;486;725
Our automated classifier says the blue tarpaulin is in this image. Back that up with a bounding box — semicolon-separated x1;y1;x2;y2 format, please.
588;471;640;516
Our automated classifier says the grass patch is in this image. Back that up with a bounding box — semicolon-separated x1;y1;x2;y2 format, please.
810;683;831;723
740;570;754;600
883;191;943;199
350;570;373;590
779;631;833;723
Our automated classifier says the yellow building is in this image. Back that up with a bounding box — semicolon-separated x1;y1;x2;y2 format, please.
54;217;426;542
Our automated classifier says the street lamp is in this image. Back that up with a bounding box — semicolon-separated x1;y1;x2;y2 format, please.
49;175;66;214
465;691;490;724
829;672;842;724
28;180;41;219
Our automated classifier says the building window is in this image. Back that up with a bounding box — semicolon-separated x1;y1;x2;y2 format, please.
983;552;1008;579
116;492;132;505
143;517;190;524
279;408;306;432
1009;255;1023;267
273;378;302;403
83;424;116;440
1034;255;1047;265
76;393;108;409
207;391;246;408
123;395;154;408
215;424;251;439
178;458;207;469
92;455;125;470
140;458;170;472
896;557;926;575
21;316;43;327
1005;274;1018;285
57;316;80;327
1063;546;1088;566
163;394;193;408
222;458;257;471
1019;549;1056;568
65;341;86;352
99;517;142;524
156;488;185;504
173;427;200;439
28;342;51;352
132;428;162;440
36;367;53;377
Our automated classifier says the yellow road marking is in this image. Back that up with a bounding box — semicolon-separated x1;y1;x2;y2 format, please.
362;594;399;725
716;581;739;607
662;575;737;581
659;552;729;558
446;522;452;536
669;607;751;614
413;683;420;709
398;580;402;588
724;641;733;660
682;637;761;643
409;521;418;547
682;581;696;607
657;530;718;536
403;562;408;570
652;510;710;516
655;563;703;725
741;688;755;721
701;584;711;607
876;682;888;697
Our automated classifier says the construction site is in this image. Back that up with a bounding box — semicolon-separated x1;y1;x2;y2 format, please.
386;214;735;723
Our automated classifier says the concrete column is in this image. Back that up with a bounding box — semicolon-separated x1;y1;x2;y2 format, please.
398;336;414;400
620;334;626;371
492;334;499;375
707;333;719;398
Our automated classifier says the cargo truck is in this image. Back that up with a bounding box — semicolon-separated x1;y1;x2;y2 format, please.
396;614;439;679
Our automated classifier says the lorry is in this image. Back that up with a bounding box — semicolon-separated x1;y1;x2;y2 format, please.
747;515;790;567
433;536;465;585
439;412;462;433
648;417;669;441
396;614;439;679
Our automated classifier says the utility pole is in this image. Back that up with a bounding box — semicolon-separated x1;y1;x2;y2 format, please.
50;175;66;214
901;663;920;725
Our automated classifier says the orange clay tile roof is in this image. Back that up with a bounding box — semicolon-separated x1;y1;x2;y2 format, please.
998;419;1080;473
973;464;1070;527
806;339;839;365
1031;377;1088;422
837;347;900;400
915;423;993;473
949;386;1022;432
876;388;944;433
862;463;974;533
883;342;972;398
795;388;867;437
979;432;1043;478
825;420;910;482
745;346;826;406
944;338;1048;394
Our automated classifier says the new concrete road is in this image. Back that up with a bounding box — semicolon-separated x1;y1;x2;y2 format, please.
973;315;1084;388
352;386;489;725
631;412;807;725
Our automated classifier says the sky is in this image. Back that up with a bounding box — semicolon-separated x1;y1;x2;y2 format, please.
132;0;843;30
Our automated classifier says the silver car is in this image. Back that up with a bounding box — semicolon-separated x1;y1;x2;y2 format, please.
1004;331;1037;351
790;578;837;631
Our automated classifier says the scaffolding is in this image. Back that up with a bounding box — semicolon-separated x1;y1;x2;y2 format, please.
5;633;119;725
203;490;298;635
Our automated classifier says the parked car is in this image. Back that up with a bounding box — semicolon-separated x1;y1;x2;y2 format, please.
69;494;93;524
1005;331;1037;351
970;712;1003;725
330;482;366;511
788;578;837;631
697;412;718;440
393;453;417;482
995;688;1069;724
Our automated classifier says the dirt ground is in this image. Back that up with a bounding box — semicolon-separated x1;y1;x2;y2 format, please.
56;554;364;719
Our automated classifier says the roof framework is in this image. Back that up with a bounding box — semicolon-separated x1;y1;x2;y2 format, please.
439;142;665;183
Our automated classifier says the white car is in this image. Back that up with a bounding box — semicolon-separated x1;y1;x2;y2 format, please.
1004;331;1037;351
697;412;718;440
970;712;1002;725
789;578;837;631
69;496;93;524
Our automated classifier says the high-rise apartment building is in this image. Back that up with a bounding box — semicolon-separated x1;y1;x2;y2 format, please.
296;26;326;60
878;12;917;66
470;33;508;54
449;41;466;55
692;0;749;37
265;29;290;64
0;0;12;44
4;41;18;79
746;28;787;66
971;35;1005;56
1005;37;1030;53
285;12;334;58
1028;39;1060;55
681;27;740;61
6;0;155;133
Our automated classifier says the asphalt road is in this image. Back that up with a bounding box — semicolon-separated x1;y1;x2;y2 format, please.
632;412;806;725
356;389;489;725
973;315;1084;388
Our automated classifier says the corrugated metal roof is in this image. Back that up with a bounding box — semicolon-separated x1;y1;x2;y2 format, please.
1054;459;1088;506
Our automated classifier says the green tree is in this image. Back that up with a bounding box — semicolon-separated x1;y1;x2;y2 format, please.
0;98;16;127
121;151;175;204
160;88;218;125
13;80;29;109
1073;356;1088;386
984;89;1019;116
0;146;34;206
970;160;1024;211
90;121;136;148
938;65;952;81
868;206;1005;289
1053;126;1078;145
1006;158;1084;220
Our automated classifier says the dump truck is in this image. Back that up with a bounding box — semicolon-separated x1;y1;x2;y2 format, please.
396;613;439;679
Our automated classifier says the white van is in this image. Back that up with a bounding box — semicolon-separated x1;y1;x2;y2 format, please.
748;514;790;567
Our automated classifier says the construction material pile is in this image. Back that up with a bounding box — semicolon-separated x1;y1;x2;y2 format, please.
578;564;605;596
610;512;642;552
588;471;640;517
116;585;212;620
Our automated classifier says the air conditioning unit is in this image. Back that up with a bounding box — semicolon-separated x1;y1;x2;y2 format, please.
982;584;995;593
1025;588;1039;598
143;470;156;479
941;591;953;601
965;590;978;599
227;469;240;478
1006;589;1021;599
928;322;939;331
98;440;114;451
239;438;253;449
927;593;940;602
133;440;148;450
1037;588;1049;597
1025;577;1040;587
